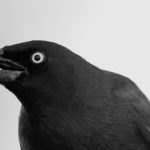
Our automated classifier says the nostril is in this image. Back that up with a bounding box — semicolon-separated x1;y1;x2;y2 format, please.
0;48;4;56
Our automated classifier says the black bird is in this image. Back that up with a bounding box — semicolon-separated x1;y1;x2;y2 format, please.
0;41;150;150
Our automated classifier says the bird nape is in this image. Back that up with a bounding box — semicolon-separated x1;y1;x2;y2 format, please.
0;40;150;150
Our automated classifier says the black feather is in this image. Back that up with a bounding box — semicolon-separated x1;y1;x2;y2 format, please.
0;40;150;150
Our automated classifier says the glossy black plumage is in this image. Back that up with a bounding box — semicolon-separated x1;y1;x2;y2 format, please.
0;41;150;150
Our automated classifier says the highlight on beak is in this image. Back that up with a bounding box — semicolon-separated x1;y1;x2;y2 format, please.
0;54;27;83
0;48;4;56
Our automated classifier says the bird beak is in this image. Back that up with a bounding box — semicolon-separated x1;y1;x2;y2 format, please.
0;48;27;83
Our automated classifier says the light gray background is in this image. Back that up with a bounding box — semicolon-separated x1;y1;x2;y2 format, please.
0;0;150;149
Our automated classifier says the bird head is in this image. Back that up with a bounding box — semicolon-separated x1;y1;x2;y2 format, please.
0;41;81;112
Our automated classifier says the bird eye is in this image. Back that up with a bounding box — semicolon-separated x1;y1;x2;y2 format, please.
31;52;45;64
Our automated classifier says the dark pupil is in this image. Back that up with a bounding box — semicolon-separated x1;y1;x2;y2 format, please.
34;55;41;61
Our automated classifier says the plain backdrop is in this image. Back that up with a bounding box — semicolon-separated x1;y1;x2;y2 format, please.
0;0;150;149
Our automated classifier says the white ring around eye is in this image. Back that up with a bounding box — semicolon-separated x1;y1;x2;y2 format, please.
31;52;45;64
